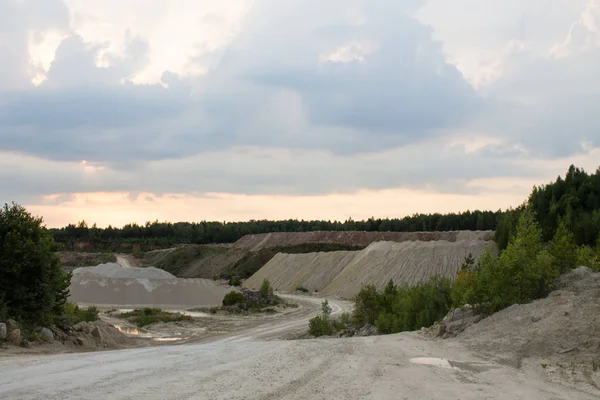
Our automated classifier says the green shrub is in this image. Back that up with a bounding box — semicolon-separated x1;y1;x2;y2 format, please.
308;315;333;337
119;308;193;327
64;303;99;324
353;277;452;334
132;249;144;259
576;245;600;271
295;286;309;293
259;279;274;297
228;276;242;287
457;209;560;314
549;220;577;273
223;291;246;306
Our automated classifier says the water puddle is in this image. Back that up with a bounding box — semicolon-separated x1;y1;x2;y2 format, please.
409;357;496;373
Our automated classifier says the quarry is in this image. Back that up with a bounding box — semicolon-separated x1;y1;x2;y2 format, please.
1;230;599;399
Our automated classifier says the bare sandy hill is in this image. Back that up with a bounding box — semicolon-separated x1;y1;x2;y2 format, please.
244;239;497;298
233;230;495;251
459;267;600;366
70;263;230;308
244;251;360;293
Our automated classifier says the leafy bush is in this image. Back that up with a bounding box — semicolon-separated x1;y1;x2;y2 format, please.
228;276;242;287
455;210;561;314
308;301;335;337
549;220;577;273
308;315;333;337
259;279;274;297
64;303;99;324
0;203;71;324
119;308;193;327
576;245;600;271
353;278;453;334
295;286;309;293
222;291;246;306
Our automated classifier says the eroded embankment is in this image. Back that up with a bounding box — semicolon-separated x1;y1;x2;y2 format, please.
233;230;495;251
244;239;498;298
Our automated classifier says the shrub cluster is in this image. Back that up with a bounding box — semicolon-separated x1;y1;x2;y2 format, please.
451;211;592;315
64;303;99;324
119;308;193;327
353;278;453;334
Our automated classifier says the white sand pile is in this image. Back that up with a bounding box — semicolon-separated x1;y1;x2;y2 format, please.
244;240;497;298
233;230;495;251
70;263;229;307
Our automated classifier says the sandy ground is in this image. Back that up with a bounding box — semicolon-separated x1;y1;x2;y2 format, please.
1;294;597;399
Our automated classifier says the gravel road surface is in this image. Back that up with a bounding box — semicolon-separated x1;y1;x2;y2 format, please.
0;296;596;400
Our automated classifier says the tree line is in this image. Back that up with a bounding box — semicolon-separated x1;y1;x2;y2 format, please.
50;211;503;250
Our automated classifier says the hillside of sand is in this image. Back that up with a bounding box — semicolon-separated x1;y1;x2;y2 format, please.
244;239;498;298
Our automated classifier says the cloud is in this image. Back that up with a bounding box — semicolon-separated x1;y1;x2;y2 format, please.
1;0;600;216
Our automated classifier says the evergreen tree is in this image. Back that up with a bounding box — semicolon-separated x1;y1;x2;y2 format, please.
549;219;577;273
0;203;71;324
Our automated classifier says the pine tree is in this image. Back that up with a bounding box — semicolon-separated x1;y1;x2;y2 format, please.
549;219;578;273
0;203;71;324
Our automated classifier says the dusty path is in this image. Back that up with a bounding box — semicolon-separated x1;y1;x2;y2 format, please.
0;296;596;399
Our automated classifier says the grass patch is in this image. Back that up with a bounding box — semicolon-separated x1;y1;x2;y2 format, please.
64;303;99;324
119;308;193;327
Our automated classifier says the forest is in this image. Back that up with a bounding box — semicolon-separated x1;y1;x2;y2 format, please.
49;165;600;251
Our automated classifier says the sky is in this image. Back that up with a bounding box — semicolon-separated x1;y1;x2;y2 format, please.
1;0;600;228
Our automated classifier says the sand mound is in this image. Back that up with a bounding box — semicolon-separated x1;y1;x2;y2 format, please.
245;251;360;293
70;263;229;307
233;231;495;252
244;240;497;298
459;267;600;366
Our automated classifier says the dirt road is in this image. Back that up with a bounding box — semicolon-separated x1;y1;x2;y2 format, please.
0;296;596;399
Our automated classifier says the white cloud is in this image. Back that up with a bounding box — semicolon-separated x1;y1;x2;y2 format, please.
1;0;600;223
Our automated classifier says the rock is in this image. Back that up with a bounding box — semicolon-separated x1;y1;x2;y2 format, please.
21;339;31;348
90;326;102;340
73;322;92;333
8;328;21;345
49;325;68;341
437;306;480;338
434;322;446;337
75;338;85;346
40;327;54;342
6;319;18;331
0;323;6;340
532;315;541;323
356;324;377;337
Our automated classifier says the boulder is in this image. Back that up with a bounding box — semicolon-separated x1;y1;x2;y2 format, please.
8;328;21;345
40;327;55;342
73;322;92;334
6;319;18;331
434;322;446;337
0;323;6;340
90;326;102;340
74;338;85;346
49;325;68;341
436;306;482;339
